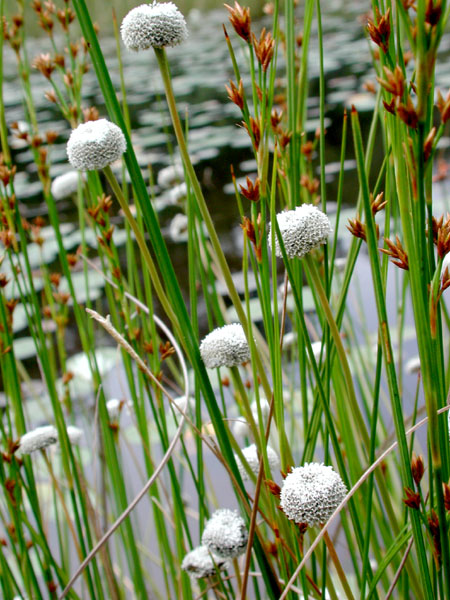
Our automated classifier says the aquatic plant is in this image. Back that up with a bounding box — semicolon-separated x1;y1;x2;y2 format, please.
280;463;347;526
121;1;188;51
67;119;126;171
199;322;251;368
201;509;248;558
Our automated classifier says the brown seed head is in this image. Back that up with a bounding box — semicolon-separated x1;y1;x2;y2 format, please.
436;88;450;124
380;235;409;270
367;7;391;54
32;53;55;79
252;28;275;72
411;453;425;486
265;479;281;498
270;108;283;131
225;79;244;110
396;96;419;129
347;216;367;241
225;1;251;43
239;176;260;202
402;486;421;509
45;130;58;144
377;65;404;97
44;89;58;104
425;0;442;25
371;192;387;215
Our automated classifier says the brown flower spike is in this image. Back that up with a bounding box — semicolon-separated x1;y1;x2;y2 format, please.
367;7;391;54
225;1;251;43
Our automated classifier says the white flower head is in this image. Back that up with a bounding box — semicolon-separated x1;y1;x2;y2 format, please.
169;213;188;243
107;398;125;421
51;171;83;200
157;163;184;188
67;119;126;171
201;509;248;558
121;2;188;51
250;397;270;422
200;323;250;368
18;425;58;455
405;356;421;375
280;463;347;527
181;545;229;579
235;444;280;480
269;204;332;259
66;426;83;445
232;418;250;438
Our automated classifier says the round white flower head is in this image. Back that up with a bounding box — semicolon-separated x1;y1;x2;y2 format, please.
181;545;229;579
235;444;280;481
268;204;332;259
405;356;421;375
280;463;347;527
18;425;58;455
232;418;250;438
202;509;248;558
121;2;188;51
250;397;270;422
67;119;126;171
66;426;83;445
157;163;184;188
51;171;82;200
200;323;250;368
169;213;188;243
106;398;123;421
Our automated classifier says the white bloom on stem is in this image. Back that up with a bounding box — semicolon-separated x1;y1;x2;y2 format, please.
235;444;280;480
280;463;347;527
201;509;248;558
268;204;332;259
157;163;184;188
51;171;82;200
18;425;58;455
67;119;126;171
121;2;188;51
405;356;421;375
199;323;250;368
106;398;125;421
66;426;83;445
181;545;229;579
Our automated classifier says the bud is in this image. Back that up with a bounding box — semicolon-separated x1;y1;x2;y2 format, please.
411;453;425;486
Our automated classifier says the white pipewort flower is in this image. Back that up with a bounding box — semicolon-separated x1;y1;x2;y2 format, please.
66;426;83;445
172;395;194;412
280;463;347;527
232;398;270;438
235;444;280;480
157;163;184;188
268;204;332;259
405;356;421;375
67;119;126;171
51;171;82;200
181;545;229;579
232;418;250;438
201;509;248;558
200;323;250;368
106;398;123;421
251;397;270;422
121;2;188;51
18;425;58;455
169;213;188;243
